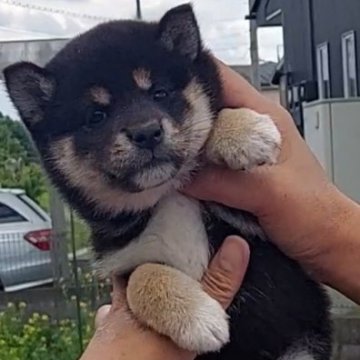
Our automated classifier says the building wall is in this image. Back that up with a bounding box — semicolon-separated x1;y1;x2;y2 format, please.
281;0;315;86
0;39;69;80
272;0;360;98
252;0;282;27
311;0;360;98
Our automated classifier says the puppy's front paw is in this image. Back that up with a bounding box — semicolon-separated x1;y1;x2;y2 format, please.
127;263;229;354
175;290;229;353
206;108;281;170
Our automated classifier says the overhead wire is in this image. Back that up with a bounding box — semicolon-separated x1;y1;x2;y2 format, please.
0;0;250;63
0;0;115;21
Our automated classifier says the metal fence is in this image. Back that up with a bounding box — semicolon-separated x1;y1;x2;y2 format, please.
0;209;111;359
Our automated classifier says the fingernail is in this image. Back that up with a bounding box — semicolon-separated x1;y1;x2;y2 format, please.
219;236;249;272
95;304;111;328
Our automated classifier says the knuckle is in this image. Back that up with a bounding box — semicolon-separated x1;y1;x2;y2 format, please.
201;270;235;307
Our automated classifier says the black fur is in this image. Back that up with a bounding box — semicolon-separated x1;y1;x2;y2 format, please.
3;4;332;360
200;205;332;360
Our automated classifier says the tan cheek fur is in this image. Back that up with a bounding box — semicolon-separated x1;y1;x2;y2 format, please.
162;79;213;159
109;133;133;160
49;137;173;213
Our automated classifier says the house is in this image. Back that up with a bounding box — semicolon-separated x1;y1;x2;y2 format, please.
246;0;360;201
247;0;360;133
230;62;280;104
248;4;360;355
247;0;360;203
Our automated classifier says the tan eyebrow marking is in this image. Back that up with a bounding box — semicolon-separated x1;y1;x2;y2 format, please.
90;86;111;105
133;68;152;90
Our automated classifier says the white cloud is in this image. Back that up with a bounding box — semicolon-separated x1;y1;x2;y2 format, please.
0;1;283;119
0;0;282;64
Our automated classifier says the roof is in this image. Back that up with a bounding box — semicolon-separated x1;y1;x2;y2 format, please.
230;61;278;87
248;0;261;17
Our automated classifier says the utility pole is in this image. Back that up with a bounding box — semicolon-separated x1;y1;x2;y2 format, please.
136;0;142;20
248;0;261;90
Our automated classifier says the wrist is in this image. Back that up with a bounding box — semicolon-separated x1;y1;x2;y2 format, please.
309;187;360;302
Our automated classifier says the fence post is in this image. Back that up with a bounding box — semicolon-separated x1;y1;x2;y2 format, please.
49;185;70;284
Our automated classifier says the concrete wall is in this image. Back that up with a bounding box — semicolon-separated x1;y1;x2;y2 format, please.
304;98;360;203
0;39;69;118
0;38;69;79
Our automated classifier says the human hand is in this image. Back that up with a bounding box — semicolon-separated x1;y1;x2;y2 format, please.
81;236;250;360
184;58;358;284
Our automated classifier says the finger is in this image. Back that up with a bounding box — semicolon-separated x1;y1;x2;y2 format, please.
110;275;128;310
94;304;111;329
183;166;270;213
201;236;250;309
215;57;267;108
215;58;297;134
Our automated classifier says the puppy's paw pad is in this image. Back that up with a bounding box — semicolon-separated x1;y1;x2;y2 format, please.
174;296;229;353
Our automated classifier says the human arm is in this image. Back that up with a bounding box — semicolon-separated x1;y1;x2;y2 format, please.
80;236;250;360
184;59;360;304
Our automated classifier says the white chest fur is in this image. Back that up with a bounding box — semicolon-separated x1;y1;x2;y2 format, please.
97;193;210;280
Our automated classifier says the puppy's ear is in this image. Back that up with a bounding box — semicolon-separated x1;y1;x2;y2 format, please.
158;4;201;61
3;61;55;129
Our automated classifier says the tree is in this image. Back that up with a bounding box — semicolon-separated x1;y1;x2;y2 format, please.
0;112;47;204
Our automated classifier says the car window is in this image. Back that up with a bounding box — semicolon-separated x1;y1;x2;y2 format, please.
0;202;27;224
18;194;49;222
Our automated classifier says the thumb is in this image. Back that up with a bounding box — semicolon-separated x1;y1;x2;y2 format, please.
94;304;112;329
201;236;250;309
94;276;128;329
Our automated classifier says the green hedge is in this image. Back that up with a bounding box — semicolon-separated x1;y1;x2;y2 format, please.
0;302;94;360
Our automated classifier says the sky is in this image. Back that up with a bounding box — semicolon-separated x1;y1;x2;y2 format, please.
0;0;283;118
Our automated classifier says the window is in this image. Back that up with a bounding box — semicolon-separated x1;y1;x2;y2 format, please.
18;194;47;222
0;203;26;224
316;43;331;99
342;31;358;98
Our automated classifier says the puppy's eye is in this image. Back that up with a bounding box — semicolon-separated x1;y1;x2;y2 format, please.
153;89;168;101
86;110;107;129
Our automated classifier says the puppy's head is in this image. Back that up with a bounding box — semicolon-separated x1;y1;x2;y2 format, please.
3;4;221;214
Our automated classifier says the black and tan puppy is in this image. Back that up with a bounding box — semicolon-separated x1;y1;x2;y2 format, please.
4;4;332;359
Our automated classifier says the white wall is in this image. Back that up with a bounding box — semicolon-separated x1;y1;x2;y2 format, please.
0;80;18;120
304;99;360;203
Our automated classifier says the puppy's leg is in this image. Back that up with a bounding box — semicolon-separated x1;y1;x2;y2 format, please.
206;108;281;170
127;263;229;354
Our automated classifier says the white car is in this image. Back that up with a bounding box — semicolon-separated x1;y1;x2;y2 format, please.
0;188;53;292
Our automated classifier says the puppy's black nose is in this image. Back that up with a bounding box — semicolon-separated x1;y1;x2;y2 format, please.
126;122;164;149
